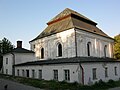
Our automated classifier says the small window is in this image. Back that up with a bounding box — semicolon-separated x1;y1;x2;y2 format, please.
41;48;44;59
57;43;62;57
32;69;35;78
22;70;25;77
6;58;8;64
17;69;19;76
105;67;108;77
64;70;70;81
114;67;118;76
92;68;97;80
53;70;58;80
38;70;42;80
33;45;35;49
6;69;8;74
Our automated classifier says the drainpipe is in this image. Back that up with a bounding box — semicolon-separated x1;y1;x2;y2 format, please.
11;53;15;76
75;29;78;57
79;63;84;85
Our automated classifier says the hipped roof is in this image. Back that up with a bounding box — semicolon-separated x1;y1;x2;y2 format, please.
4;48;34;55
30;8;112;42
12;48;34;53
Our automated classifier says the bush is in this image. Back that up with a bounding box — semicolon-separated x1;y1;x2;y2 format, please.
92;79;108;89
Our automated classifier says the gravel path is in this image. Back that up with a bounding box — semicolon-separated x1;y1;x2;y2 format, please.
0;78;43;90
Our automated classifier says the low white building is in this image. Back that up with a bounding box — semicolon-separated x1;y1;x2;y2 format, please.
3;8;120;85
3;41;36;75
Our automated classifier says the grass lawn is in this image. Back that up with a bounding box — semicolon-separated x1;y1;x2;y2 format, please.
0;74;120;90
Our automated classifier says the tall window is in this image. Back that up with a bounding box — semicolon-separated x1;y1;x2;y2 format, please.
17;69;19;76
32;69;35;78
114;67;118;76
38;70;42;80
64;70;70;81
87;42;91;56
58;43;62;57
41;48;44;59
105;67;108;78
92;68;97;80
6;58;8;64
104;45;107;57
53;70;58;80
22;70;25;77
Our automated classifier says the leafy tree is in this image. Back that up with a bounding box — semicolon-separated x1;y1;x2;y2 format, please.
114;34;120;59
0;37;14;70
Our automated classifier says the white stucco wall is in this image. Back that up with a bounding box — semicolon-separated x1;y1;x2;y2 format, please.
82;62;120;85
76;29;114;58
15;63;80;83
30;29;76;60
14;53;36;64
30;28;114;60
15;62;120;85
3;54;13;75
3;52;36;75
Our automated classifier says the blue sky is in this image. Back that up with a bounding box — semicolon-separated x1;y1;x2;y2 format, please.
0;0;120;49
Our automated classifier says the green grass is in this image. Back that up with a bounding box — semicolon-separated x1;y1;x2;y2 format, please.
0;74;120;90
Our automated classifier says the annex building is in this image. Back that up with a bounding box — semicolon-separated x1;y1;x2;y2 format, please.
2;8;120;85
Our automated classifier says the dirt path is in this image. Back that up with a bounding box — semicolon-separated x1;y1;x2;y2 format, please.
0;78;43;90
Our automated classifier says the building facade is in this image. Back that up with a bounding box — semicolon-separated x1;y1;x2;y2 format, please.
3;8;120;85
3;41;36;75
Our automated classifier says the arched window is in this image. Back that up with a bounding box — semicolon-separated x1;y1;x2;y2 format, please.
57;43;62;57
87;42;91;56
104;45;107;57
41;48;44;59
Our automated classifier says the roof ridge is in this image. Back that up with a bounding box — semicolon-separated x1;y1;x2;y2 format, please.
47;8;96;25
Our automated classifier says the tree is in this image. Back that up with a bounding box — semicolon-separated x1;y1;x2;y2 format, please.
0;37;14;70
114;34;120;59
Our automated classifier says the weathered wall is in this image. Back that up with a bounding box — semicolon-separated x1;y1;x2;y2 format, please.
82;62;120;85
3;53;36;75
30;29;76;60
76;29;114;58
15;63;80;83
3;54;13;75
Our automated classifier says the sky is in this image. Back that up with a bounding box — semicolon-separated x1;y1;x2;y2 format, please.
0;0;120;49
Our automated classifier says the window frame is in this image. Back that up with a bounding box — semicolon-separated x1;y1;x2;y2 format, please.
105;67;108;78
22;69;25;77
41;48;44;59
6;58;8;64
57;43;62;57
64;69;70;81
17;69;19;76
92;68;97;80
104;45;107;57
114;67;118;76
87;42;91;56
53;70;58;80
32;69;35;78
38;70;42;80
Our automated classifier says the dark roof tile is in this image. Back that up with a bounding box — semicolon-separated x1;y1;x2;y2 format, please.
14;57;119;66
12;48;34;53
30;8;112;42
